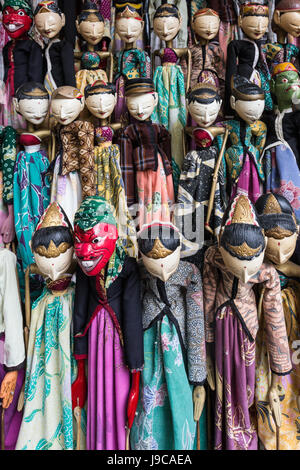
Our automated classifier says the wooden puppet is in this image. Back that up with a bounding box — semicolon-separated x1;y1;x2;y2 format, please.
203;194;292;450
1;0;43;127
176;84;227;270
225;1;270;114
72;196;144;450
84;80;137;259
118;78;174;230
130;221;207;450
151;3;191;184
34;0;76;94
114;1;151;125
12;81;52;301
225;75;266;204
50;85;95;225
74;0;114;94
262;62;300;222
16;202;79;450
0;245;25;450
255;193;300;450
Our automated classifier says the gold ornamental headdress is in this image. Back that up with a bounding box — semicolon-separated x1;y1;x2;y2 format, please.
255;193;298;239
115;2;143;20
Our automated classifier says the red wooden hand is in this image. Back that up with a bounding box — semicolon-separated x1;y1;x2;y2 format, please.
72;359;87;410
127;371;140;429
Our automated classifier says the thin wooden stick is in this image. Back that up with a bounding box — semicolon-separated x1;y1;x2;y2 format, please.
125;426;130;450
1;407;4;450
205;128;230;235
197;420;201;450
74;405;82;451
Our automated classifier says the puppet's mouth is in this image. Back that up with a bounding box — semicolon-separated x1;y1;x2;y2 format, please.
80;256;103;272
286;85;300;91
5;23;23;32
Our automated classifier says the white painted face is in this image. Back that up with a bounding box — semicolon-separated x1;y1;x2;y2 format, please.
34;11;65;40
76;19;104;45
153;15;181;42
275;11;300;38
239;14;269;41
192;14;220;41
230;97;265;124
126;92;158;120
85;92;117;119
14;97;49;125
219;245;266;283
34;247;73;281
188;98;222;127
141;245;181;282
51;97;84;125
115;17;144;43
265;232;298;266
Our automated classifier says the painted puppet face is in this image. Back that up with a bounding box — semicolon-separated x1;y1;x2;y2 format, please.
239;14;269;40
192;14;220;41
2;6;32;39
34;10;65;39
14;97;49;124
188;99;221;127
271;70;300;107
115;17;144;43
219;245;266;283
85;92;117;119
74;222;118;276
51;97;84;125
153;15;181;42
141;246;181;282
126;92;158;120
76;19;104;45
265;232;298;265
274;10;300;37
34;247;73;281
230;97;265;123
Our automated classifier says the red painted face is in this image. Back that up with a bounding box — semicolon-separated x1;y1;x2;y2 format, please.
74;222;118;276
3;6;32;39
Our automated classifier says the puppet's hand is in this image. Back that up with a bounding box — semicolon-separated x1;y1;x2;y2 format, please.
0;371;18;409
193;385;206;421
127;371;140;429
72;359;87;410
1;205;15;245
269;384;282;428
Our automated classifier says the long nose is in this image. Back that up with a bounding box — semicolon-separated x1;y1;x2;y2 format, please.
49;266;59;281
60;106;67;119
44;19;51;30
163;22;169;34
138;102;144;113
78;243;93;259
256;18;264;33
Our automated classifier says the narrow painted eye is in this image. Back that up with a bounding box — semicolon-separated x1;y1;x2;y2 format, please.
92;237;101;244
4;9;9;14
75;236;81;243
282;78;288;83
18;10;25;16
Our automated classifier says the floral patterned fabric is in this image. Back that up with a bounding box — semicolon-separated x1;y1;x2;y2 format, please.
130;316;207;450
16;285;75;450
0;125;17;205
136;153;174;228
256;280;300;450
151;59;186;191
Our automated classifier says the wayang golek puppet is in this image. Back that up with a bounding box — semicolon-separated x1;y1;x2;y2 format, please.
15;202;81;450
151;3;191;180
72;196;144;450
34;0;76;93
84;80;137;258
263;62;300;222
180;8;225;97
203;194;292;450
74;0;113;94
114;1;151;125
130;221;207;450
176;83;227;270
118;78;174;229
1;0;43;127
255;193;300;450
225;75;266;204
0;244;25;450
50;85;95;225
13;81;52;301
225;2;270;114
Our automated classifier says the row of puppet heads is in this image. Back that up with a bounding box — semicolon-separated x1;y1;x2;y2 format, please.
3;0;300;46
15;62;300;128
30;192;299;285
